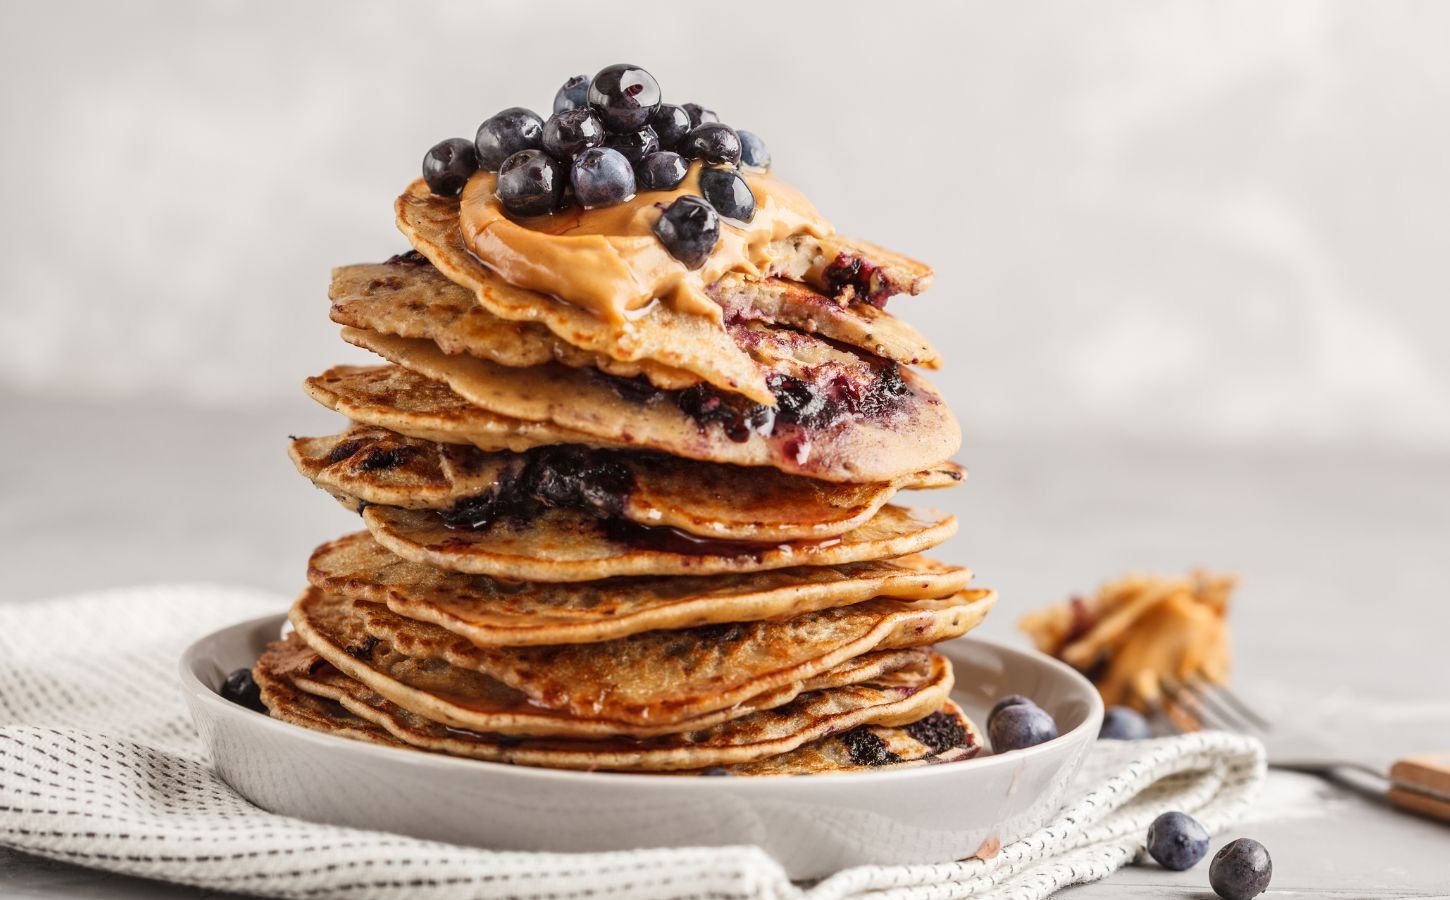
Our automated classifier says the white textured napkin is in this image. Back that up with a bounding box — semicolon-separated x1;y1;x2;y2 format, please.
0;585;1265;899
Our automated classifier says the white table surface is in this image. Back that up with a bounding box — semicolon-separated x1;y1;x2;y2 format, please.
1;390;1447;898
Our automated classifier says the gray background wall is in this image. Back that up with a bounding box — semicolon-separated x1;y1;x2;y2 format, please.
5;0;1448;451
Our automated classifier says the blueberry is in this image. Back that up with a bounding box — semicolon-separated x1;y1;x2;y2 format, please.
474;107;544;172
650;103;692;150
699;766;733;777
553;74;591;113
1145;811;1210;871
699;166;755;222
604;126;660;166
988;703;1059;753
496;149;566;217
421;137;479;197
220;668;264;713
570;147;636;208
987;694;1034;729
1100;706;1152;740
637;151;688;191
683;102;719;128
681;123;742;167
587;63;661;132
653;195;719;269
1210;838;1272;900
738;130;771;170
542;108;605;162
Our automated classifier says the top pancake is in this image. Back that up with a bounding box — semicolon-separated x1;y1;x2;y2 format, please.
332;258;941;407
395;180;938;407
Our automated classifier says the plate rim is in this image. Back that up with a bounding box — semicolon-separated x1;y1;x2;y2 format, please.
180;611;1103;787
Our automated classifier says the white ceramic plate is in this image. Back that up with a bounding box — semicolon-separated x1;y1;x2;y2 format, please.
181;614;1102;879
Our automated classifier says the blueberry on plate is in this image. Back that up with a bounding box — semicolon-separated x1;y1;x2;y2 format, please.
699;166;755;222
987;694;1034;728
421;137;479;197
542;108;606;162
650;103;692;150
738;130;771;170
683;102;719;128
553;74;591;113
220;667;265;713
570;147;636;208
1099;705;1152;740
988;703;1059;753
604;126;660;166
637;151;688;191
1210;838;1272;900
475;107;544;171
588;63;661;132
496;149;566;217
681;123;742;167
1145;811;1210;871
653;195;719;269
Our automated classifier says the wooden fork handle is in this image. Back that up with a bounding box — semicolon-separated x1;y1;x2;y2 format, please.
1388;752;1450;824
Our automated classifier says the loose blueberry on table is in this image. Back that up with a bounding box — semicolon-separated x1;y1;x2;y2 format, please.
1099;704;1151;740
420;64;772;265
1209;838;1272;900
1145;811;1210;871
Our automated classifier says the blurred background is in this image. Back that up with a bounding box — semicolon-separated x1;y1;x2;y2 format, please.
2;1;1447;694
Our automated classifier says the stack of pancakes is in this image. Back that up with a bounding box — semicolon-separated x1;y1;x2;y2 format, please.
254;175;995;775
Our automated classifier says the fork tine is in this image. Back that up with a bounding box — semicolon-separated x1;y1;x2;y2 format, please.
1158;676;1205;732
1175;677;1252;733
1199;680;1273;732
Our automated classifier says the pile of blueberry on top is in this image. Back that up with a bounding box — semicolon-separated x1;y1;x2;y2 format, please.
421;64;771;269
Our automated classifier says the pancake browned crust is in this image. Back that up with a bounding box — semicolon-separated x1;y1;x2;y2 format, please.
306;365;609;453
395;180;937;407
289;592;945;738
343;328;961;483
346;589;994;725
361;503;956;582
279;640;955;771
290;426;964;542
308;532;972;646
257;636;977;776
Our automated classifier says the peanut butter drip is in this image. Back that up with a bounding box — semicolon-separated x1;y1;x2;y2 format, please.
457;163;835;325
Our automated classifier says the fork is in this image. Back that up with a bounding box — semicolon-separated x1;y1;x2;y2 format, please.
1153;675;1450;824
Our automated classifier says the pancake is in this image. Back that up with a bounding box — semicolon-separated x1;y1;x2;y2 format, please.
343;589;994;725
331;258;701;392
278;639;954;772
332;259;941;405
305;365;610;453
259;638;975;776
288;594;944;739
308;532;972;646
396;181;937;407
253;637;409;750
706;702;982;776
342;328;961;483
360;503;957;582
290;426;965;542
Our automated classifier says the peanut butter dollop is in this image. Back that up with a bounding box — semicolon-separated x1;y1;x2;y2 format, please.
457;163;834;325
